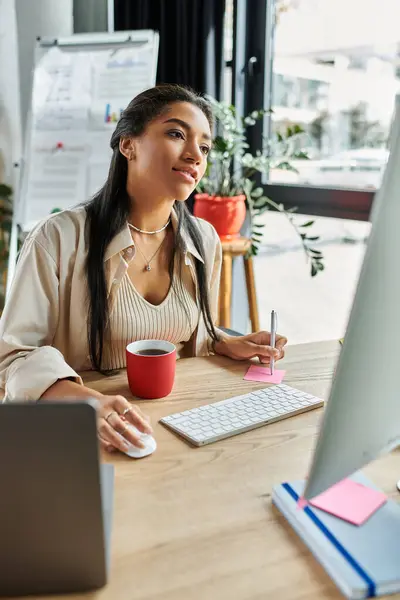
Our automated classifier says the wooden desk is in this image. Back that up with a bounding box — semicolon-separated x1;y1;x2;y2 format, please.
25;341;400;599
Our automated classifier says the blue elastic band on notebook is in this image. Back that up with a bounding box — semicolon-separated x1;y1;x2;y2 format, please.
282;482;376;598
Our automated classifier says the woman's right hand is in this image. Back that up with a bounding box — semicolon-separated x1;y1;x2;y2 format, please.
96;393;153;453
41;379;153;453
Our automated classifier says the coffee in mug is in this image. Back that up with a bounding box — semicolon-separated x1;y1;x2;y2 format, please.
126;340;176;399
135;349;169;356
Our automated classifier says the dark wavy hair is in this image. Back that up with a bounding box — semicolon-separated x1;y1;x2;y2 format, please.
85;84;219;372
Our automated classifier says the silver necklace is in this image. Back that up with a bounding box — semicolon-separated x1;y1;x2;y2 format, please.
134;234;168;272
128;218;171;235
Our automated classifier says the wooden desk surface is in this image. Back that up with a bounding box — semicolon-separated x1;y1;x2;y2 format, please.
27;341;400;599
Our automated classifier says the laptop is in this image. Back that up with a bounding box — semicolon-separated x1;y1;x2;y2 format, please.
0;400;114;597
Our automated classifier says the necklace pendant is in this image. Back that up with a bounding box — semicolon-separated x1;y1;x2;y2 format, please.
145;264;151;272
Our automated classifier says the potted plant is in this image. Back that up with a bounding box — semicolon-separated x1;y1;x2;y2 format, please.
0;183;13;310
194;97;324;277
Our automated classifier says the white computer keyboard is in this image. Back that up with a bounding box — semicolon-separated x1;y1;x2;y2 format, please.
160;384;324;446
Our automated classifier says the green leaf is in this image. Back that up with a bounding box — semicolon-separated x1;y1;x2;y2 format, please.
305;236;319;241
213;136;229;153
253;223;265;229
253;198;269;209
251;187;264;198
292;150;309;160
274;161;297;171
300;220;315;228
311;264;318;277
292;124;304;134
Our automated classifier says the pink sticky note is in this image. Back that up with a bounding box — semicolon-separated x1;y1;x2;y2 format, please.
309;478;387;525
243;365;286;384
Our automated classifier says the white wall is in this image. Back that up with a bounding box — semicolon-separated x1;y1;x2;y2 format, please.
73;0;108;34
14;0;73;142
0;0;73;189
0;0;22;187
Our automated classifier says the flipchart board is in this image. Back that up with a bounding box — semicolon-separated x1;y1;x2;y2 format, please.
17;30;159;233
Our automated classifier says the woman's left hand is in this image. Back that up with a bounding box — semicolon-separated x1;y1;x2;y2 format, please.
214;330;287;364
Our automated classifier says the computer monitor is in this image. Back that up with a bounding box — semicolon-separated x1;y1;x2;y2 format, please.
303;95;400;501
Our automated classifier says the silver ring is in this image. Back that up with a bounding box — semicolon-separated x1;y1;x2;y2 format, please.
105;411;116;424
122;407;132;416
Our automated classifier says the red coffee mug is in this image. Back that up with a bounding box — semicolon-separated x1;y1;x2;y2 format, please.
126;340;176;399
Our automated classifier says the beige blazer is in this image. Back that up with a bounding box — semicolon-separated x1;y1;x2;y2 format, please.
0;206;222;401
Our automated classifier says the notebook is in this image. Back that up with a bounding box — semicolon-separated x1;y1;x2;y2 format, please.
272;472;400;599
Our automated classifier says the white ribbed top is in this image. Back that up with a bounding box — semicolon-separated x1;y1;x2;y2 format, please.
103;270;199;370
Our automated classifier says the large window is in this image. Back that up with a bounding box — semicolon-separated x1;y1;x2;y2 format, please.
269;0;399;192
230;0;400;220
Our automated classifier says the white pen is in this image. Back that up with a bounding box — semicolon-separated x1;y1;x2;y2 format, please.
270;310;277;375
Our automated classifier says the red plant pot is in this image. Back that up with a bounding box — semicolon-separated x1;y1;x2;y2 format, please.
193;193;246;241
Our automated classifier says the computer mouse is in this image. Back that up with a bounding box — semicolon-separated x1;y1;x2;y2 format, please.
120;424;157;459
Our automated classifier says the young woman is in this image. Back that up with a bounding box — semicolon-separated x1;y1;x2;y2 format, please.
0;84;287;453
